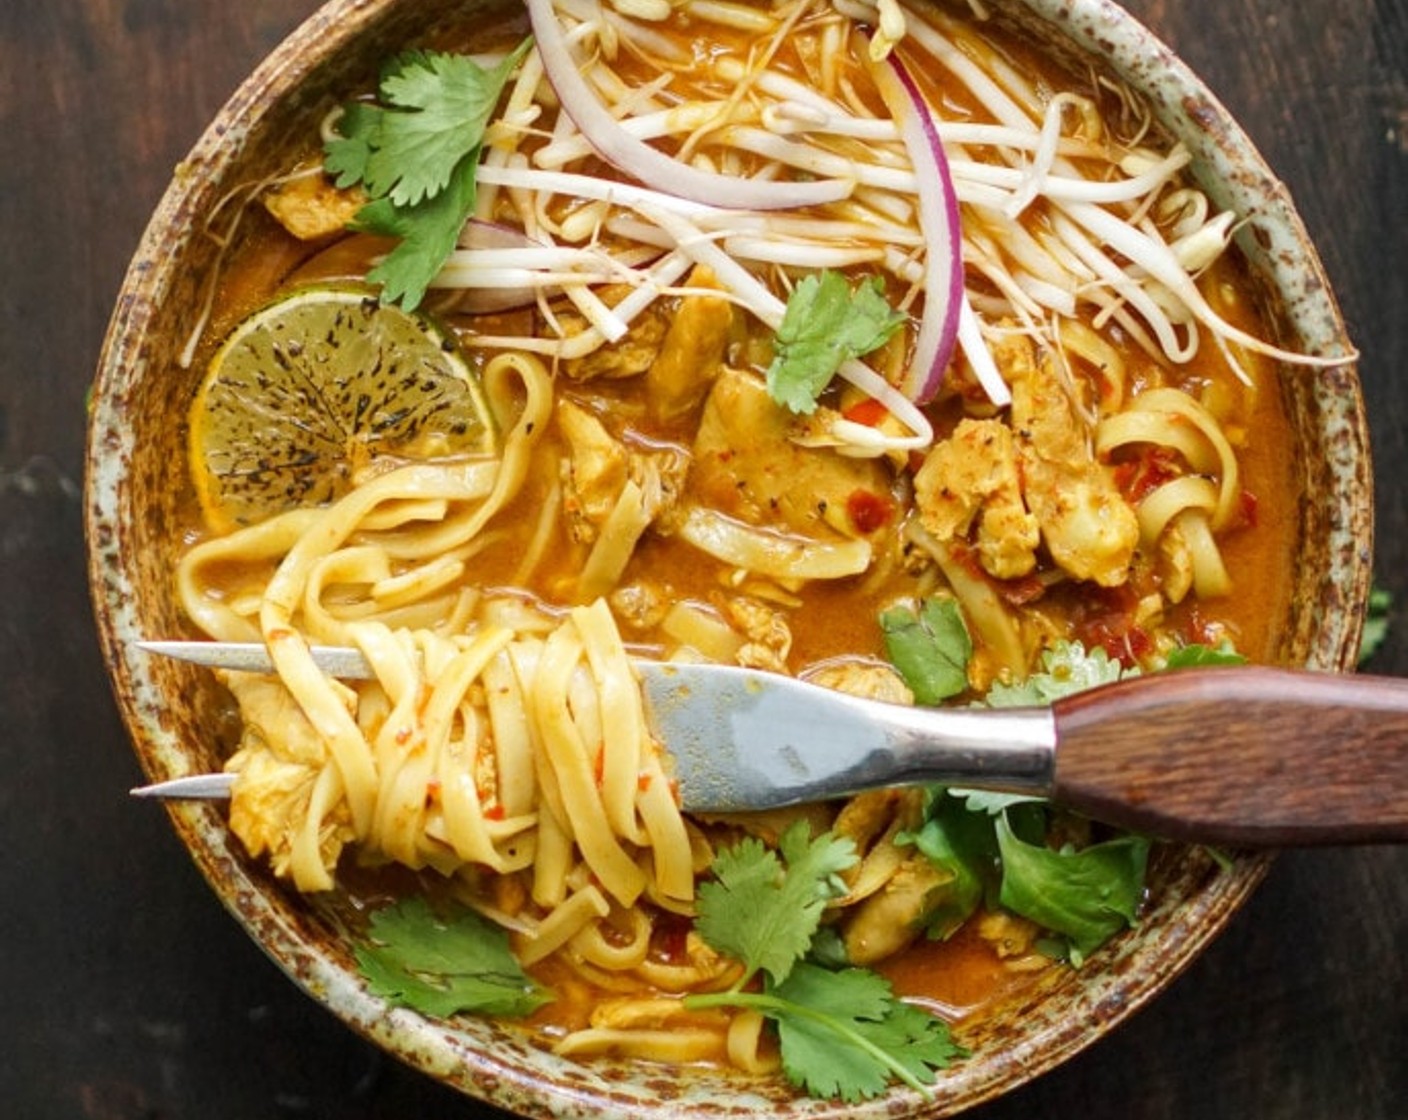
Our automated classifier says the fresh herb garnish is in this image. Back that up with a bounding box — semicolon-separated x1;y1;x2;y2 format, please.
694;821;856;983
983;639;1128;706
688;822;964;1101
879;597;972;705
1161;640;1247;669
766;271;906;413
1359;585;1392;665
993;815;1149;964
889;639;1254;962
356;897;551;1018
325;40;531;309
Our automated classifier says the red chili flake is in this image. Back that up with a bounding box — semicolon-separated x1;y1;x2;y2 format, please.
846;488;893;533
637;772;653;792
423;779;441;807
1237;489;1259;529
484;804;506;821
842;397;889;427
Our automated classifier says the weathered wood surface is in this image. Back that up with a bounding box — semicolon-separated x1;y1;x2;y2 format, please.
1;0;1403;1115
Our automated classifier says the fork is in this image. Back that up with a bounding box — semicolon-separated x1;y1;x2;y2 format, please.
129;639;1408;844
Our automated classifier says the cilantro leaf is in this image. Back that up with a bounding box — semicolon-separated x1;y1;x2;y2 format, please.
689;963;964;1102
984;640;1129;707
352;150;481;308
695;822;856;985
323;39;530;308
993;815;1150;963
1161;641;1247;669
364;46;529;207
324;101;382;187
766;271;906;414
355;897;550;1018
880;597;972;705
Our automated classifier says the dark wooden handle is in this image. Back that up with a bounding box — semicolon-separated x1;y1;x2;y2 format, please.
1050;667;1408;845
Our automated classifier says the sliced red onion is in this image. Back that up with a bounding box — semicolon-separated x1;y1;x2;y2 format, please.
869;50;963;404
525;0;853;211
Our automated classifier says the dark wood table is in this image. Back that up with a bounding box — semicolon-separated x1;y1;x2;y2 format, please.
3;0;1404;1115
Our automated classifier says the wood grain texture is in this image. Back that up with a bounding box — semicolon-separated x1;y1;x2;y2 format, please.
1;0;1403;1117
1053;668;1408;844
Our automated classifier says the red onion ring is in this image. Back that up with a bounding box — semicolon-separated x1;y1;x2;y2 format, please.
525;0;854;211
869;49;963;404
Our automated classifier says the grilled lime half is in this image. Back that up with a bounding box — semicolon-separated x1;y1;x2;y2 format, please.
189;287;496;532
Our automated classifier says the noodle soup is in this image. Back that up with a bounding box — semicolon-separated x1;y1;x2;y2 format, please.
89;0;1368;1112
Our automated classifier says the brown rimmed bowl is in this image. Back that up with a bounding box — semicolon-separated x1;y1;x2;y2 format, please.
84;0;1371;1115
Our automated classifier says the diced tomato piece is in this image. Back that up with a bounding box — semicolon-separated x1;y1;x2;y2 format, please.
842;397;889;427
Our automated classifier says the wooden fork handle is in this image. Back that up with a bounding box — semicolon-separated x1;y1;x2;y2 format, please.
1051;667;1408;846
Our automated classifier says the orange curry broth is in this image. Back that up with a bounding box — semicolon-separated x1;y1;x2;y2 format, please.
180;4;1298;1035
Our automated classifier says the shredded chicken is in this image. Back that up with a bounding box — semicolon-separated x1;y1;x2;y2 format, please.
806;659;914;706
1003;335;1139;586
561;290;670;381
558;399;628;543
719;594;793;672
223;672;353;881
842;854;956;965
913;418;1040;580
262;173;364;241
646;267;734;423
558;398;689;543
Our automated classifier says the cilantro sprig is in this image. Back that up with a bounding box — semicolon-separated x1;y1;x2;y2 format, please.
687;822;965;1101
766;271;906;413
356;897;550;1018
324;40;531;308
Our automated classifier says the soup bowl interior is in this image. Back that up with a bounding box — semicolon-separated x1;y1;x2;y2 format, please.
85;0;1370;1116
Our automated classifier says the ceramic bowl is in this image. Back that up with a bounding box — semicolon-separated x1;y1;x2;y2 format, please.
85;0;1371;1115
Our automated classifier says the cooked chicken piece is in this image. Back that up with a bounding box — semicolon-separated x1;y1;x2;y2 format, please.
628;444;690;535
609;581;670;631
842;854;957;965
1003;335;1138;586
691;367;894;539
720;594;792;672
913;418;1040;580
807;659;915;706
558;399;628;543
223;672;353;885
561;291;670;381
833;790;907;854
975;909;1041;960
646;267;734;424
558;399;690;545
262;173;364;241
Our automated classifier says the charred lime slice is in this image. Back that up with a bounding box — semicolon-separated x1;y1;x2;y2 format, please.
189;287;496;532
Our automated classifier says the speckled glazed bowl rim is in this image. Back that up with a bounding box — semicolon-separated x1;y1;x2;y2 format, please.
86;0;1370;1117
